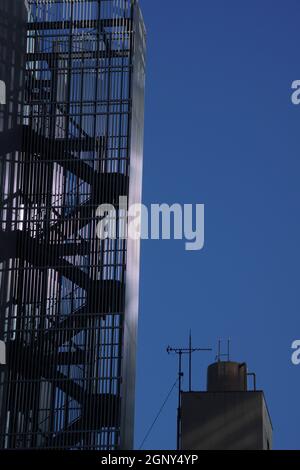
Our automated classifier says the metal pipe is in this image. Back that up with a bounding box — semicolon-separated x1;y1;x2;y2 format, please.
247;372;257;391
177;351;183;451
189;331;192;392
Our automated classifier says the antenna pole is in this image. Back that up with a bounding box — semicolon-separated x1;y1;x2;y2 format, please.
167;338;212;450
189;330;192;392
177;351;183;451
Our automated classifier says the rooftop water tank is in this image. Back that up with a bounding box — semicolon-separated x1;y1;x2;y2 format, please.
207;361;247;392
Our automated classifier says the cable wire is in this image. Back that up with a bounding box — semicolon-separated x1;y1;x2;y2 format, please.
138;378;179;450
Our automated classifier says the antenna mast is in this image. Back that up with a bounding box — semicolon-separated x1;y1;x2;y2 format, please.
167;333;212;450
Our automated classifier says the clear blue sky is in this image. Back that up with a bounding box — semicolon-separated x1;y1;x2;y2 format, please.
135;0;300;450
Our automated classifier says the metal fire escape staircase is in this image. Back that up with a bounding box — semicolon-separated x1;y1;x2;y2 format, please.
0;14;132;447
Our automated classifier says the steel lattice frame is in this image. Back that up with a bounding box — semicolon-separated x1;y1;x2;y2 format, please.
0;0;146;450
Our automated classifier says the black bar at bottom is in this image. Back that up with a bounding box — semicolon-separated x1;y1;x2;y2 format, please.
0;450;298;467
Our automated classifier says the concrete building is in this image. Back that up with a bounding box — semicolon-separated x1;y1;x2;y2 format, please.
181;361;272;450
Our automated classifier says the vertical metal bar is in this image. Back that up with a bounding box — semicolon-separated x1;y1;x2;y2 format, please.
189;330;192;392
177;351;182;451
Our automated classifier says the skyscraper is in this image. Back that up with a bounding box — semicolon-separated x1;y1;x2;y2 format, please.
0;0;146;450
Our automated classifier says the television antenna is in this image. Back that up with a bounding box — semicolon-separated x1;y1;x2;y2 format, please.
167;331;212;450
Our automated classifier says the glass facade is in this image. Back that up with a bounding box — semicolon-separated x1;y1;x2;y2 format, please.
0;0;146;450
